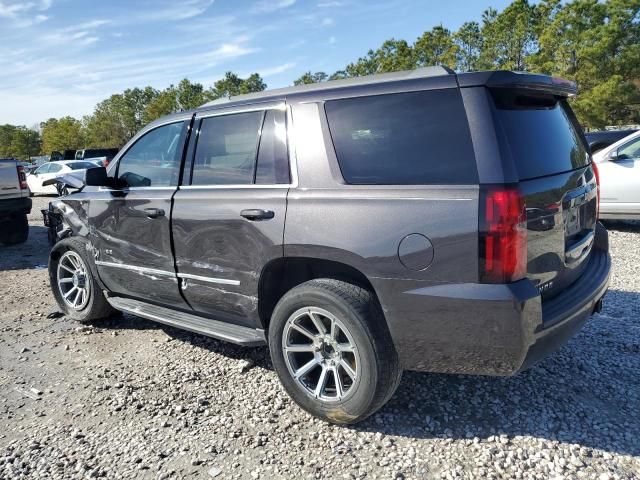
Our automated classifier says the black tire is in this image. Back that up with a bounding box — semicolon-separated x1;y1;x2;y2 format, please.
0;213;29;245
268;279;402;424
49;237;116;323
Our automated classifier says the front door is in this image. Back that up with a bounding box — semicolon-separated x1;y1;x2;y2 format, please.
599;135;640;213
172;105;290;326
89;119;191;308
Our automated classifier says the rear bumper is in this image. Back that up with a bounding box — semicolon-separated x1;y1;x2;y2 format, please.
0;196;31;218
375;224;611;375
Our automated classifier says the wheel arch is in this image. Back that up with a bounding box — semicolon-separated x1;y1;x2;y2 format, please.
257;256;382;332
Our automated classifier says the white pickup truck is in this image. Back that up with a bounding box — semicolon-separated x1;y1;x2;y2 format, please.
0;159;31;245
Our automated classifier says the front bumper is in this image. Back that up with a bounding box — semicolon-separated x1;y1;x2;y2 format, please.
0;196;31;217
375;224;611;375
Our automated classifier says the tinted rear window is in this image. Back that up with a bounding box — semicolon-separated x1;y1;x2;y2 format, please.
492;91;589;180
325;89;477;185
68;162;98;170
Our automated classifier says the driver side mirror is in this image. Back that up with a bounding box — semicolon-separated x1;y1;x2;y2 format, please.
85;166;115;187
609;149;630;162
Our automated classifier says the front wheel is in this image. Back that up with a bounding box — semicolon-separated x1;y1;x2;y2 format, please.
50;238;116;322
269;279;402;424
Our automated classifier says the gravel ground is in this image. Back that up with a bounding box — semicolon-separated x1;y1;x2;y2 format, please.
0;196;639;480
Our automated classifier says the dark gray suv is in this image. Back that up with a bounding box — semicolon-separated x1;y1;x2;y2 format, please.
44;67;611;424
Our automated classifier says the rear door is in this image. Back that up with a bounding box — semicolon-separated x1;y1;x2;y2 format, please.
172;103;290;327
89;119;190;308
490;89;596;298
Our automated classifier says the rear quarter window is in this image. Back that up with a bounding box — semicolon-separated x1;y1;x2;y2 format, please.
324;89;478;185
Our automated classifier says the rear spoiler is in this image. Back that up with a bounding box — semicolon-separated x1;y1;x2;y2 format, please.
457;71;577;97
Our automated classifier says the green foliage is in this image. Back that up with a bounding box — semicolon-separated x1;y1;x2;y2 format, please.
414;26;458;69
209;72;267;99
454;22;483;72
529;0;640;128
478;0;538;70
293;71;329;85
0;125;41;160
41;117;84;154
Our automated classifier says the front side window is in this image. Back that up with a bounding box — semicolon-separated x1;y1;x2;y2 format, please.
48;163;63;173
117;121;186;187
617;137;640;160
192;112;263;185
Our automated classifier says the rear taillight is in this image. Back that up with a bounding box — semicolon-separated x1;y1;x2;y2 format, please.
17;165;28;190
479;186;527;283
591;161;600;220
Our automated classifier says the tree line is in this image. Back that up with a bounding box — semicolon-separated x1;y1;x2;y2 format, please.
1;0;638;161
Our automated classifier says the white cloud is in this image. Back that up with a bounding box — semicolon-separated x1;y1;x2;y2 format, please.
259;62;296;77
251;0;296;14
317;1;343;7
145;0;214;21
321;17;334;26
0;0;53;27
0;1;33;18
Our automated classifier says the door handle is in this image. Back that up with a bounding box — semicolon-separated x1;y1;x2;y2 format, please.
144;208;165;219
240;209;275;221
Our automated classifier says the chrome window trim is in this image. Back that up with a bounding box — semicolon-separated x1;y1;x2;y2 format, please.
94;261;176;279
196;101;285;120
179;184;289;190
177;273;240;286
183;102;298;189
97;186;177;192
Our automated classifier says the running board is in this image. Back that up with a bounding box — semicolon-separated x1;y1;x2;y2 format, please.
106;296;266;347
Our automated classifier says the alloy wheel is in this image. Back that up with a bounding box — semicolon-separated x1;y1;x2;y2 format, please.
282;307;360;402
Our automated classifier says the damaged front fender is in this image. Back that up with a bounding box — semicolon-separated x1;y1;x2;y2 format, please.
42;197;91;246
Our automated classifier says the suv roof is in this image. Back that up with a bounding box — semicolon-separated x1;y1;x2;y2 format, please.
146;68;578;131
199;68;577;109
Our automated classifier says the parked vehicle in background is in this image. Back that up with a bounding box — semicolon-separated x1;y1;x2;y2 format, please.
0;158;31;245
44;68;610;424
585;129;638;154
51;150;77;162
592;130;640;220
75;148;119;167
27;160;102;195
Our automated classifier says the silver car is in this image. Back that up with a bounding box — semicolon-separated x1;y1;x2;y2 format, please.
593;130;640;220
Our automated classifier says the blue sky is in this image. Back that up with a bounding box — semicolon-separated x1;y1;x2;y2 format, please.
0;0;516;126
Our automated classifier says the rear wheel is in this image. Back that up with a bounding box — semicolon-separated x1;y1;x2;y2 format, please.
269;279;402;424
50;237;116;322
0;213;29;245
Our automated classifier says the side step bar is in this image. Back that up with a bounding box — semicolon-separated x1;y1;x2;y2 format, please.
106;296;266;347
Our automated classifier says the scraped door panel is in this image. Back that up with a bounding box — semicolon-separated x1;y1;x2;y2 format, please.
172;188;286;326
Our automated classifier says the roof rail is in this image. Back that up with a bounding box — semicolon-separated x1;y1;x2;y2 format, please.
199;66;455;108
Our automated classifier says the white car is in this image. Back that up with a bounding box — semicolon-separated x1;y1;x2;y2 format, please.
26;160;101;195
592;130;640;220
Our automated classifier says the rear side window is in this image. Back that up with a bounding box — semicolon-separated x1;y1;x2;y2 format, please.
324;89;477;185
68;162;97;170
192;112;263;185
256;110;290;184
492;91;589;180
